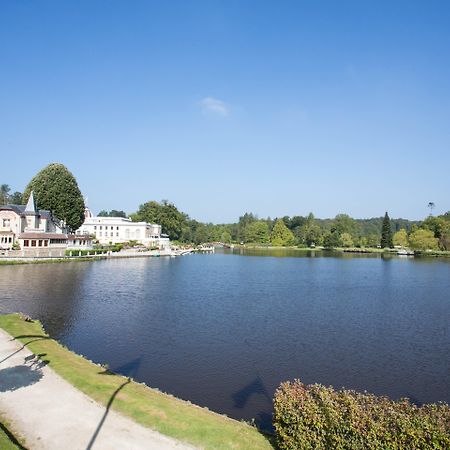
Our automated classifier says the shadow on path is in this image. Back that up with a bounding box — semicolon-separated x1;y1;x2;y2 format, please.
85;357;142;450
85;378;131;450
0;365;44;393
0;336;50;365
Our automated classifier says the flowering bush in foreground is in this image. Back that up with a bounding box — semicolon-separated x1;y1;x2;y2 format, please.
273;380;450;449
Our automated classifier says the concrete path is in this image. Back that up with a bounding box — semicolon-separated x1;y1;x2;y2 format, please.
0;329;195;450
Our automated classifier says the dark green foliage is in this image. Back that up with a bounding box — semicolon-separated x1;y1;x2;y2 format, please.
380;212;393;248
9;191;23;204
0;185;22;206
274;379;450;450
132;200;188;240
98;209;127;218
244;221;270;244
23;164;85;232
65;249;108;256
323;231;341;248
0;184;10;205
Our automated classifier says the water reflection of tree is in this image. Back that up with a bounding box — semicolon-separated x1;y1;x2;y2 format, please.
0;262;93;338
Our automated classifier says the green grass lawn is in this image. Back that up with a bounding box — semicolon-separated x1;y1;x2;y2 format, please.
0;314;274;450
0;257;102;265
0;419;27;450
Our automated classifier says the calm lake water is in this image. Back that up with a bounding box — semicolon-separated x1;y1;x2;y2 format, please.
1;250;449;430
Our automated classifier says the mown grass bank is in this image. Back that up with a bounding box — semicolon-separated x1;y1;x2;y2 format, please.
0;416;26;450
0;314;273;450
0;257;103;266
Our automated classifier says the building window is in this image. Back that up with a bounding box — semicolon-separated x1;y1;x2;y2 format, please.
117;226;119;230
111;226;114;230
24;240;29;247
100;226;102;230
116;232;119;237
99;232;102;237
94;226;97;230
44;240;48;247
38;240;43;247
31;240;36;247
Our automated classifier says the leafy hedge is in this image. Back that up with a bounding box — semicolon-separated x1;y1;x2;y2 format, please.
273;380;450;449
65;249;108;256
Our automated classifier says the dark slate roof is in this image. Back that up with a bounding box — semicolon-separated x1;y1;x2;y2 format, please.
1;204;53;220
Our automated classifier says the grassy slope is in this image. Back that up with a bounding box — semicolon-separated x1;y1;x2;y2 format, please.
0;415;26;450
0;257;102;266
0;428;20;450
0;314;273;450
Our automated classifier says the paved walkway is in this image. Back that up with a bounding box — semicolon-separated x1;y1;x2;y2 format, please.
0;329;194;450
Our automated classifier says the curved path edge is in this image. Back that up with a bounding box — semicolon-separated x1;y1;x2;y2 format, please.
0;328;195;450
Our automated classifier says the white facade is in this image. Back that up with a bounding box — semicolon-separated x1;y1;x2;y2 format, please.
77;215;170;249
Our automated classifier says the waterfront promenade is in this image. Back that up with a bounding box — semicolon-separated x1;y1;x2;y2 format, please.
0;328;193;450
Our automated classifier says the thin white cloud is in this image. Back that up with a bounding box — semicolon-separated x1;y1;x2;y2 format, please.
200;96;229;117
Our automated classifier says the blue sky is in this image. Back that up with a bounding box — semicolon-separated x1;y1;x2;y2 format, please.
1;1;449;222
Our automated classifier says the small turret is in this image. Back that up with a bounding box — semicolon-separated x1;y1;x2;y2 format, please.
23;191;39;230
84;196;93;219
24;191;38;215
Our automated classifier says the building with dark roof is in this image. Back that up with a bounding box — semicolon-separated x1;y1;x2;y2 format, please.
0;191;68;253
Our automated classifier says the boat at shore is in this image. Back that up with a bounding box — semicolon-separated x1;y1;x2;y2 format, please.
397;248;415;256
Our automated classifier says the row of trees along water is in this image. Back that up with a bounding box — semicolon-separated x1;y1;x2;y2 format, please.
2;163;449;250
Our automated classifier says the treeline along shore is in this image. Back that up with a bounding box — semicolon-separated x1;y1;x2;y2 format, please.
2;164;449;253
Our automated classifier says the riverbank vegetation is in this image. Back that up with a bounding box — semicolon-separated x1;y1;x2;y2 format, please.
2;166;449;252
0;418;25;450
274;380;450;450
0;257;103;266
0;314;273;450
131;199;450;252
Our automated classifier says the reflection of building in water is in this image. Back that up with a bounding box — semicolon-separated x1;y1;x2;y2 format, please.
76;207;170;249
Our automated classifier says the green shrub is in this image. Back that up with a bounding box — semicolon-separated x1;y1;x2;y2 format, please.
273;380;450;450
65;249;108;256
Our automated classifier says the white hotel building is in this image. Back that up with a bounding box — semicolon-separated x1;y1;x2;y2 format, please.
77;208;170;249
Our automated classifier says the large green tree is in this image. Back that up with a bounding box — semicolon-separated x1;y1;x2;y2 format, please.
323;231;341;248
132;200;187;240
393;229;409;247
23;163;85;231
0;184;10;205
408;229;439;250
271;219;295;246
244;221;270;244
380;212;393;248
333;214;359;236
98;209;127;218
340;232;354;248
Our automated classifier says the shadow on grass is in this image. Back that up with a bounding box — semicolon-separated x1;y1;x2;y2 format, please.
85;378;131;450
85;357;142;450
0;422;28;450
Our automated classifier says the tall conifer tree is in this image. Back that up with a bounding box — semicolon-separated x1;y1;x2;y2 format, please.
380;212;393;248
